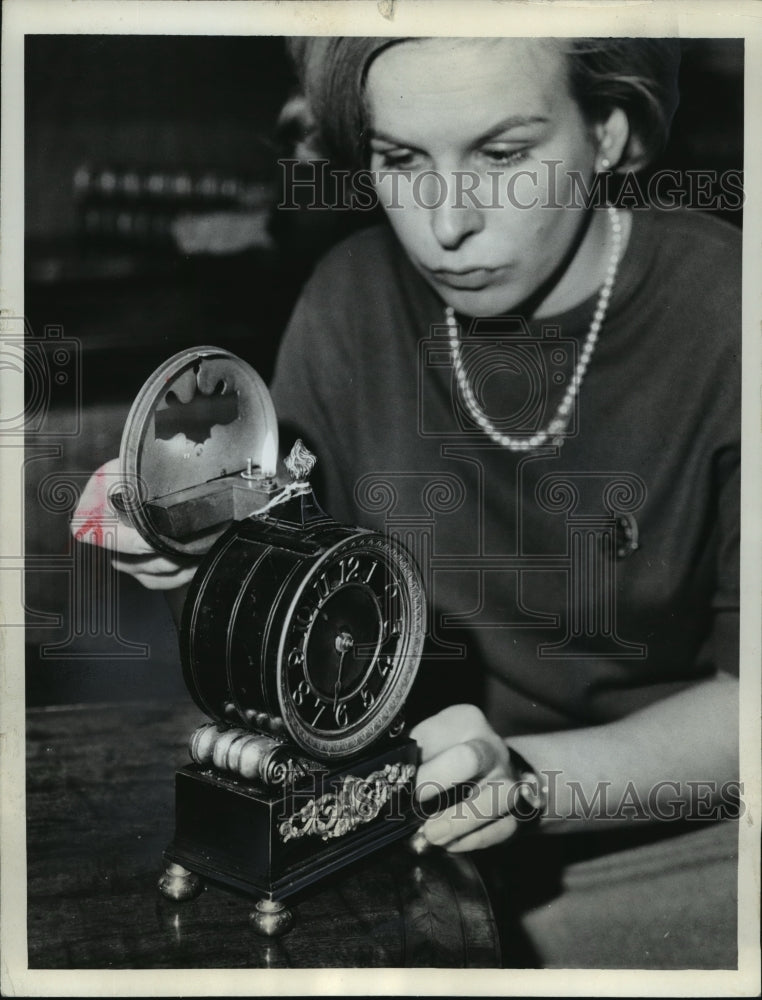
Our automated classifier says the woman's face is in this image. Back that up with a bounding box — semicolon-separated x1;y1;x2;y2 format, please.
365;38;605;317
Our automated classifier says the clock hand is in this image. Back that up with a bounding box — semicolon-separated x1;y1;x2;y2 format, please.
333;649;347;712
333;632;354;712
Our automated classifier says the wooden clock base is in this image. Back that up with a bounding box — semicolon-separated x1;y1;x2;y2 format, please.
158;737;420;935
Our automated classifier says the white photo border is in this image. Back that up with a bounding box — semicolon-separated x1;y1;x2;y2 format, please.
1;1;760;996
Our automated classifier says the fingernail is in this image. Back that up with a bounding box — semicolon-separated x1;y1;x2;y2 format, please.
408;829;430;855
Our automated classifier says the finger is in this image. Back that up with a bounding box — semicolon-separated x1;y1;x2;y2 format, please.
70;459;123;538
128;566;198;591
73;514;157;555
415;739;498;801
420;772;514;846
445;814;518;853
112;553;197;575
410;704;489;761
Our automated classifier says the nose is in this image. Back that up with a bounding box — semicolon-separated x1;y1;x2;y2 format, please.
428;176;485;250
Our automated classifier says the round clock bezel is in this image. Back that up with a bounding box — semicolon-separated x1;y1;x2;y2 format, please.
276;532;425;758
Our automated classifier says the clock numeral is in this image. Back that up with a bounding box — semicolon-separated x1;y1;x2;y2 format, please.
292;679;311;706
381;618;402;643
311;703;326;727
314;571;331;601
334;702;348;727
364;560;379;585
339;555;361;584
382;583;401;624
287;647;304;670
360;685;375;709
378;654;394;678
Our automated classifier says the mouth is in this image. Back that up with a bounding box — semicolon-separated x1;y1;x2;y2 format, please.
426;266;506;291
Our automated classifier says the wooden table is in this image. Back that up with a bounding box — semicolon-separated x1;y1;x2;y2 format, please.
26;700;501;969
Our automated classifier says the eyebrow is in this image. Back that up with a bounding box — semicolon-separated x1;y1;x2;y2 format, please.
368;115;549;148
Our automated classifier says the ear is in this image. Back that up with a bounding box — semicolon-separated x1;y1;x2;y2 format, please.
594;108;629;170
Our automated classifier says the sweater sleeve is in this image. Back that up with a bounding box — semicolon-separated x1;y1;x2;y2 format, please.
701;221;741;679
705;444;740;676
668;212;741;681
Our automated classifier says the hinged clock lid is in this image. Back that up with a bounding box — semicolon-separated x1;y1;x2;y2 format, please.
118;346;279;555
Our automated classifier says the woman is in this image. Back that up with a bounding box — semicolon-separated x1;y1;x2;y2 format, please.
77;37;740;967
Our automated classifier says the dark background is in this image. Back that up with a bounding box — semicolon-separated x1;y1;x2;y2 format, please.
23;35;744;707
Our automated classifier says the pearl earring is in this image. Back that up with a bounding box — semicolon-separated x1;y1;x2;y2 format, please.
599;156;611;171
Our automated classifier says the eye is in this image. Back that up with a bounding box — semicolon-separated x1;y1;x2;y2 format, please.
479;145;531;168
370;145;421;171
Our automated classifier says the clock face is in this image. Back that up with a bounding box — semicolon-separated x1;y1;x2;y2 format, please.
277;534;425;758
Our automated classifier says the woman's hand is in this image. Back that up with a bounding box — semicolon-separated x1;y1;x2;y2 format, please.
410;704;522;853
70;459;199;590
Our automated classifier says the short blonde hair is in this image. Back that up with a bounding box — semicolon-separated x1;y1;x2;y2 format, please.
287;36;681;173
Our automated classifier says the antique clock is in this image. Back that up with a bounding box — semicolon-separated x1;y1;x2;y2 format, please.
116;346;426;935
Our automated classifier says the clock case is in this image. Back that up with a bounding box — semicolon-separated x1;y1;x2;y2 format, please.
116;347;424;934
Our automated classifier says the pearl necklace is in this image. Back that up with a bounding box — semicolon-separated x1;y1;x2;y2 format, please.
446;205;623;451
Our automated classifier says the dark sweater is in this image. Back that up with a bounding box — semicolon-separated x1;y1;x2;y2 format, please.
270;209;740;737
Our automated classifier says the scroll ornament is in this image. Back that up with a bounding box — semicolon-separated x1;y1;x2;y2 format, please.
279;763;416;843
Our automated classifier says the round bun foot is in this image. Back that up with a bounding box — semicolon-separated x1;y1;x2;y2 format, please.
250;899;294;937
158;862;203;902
